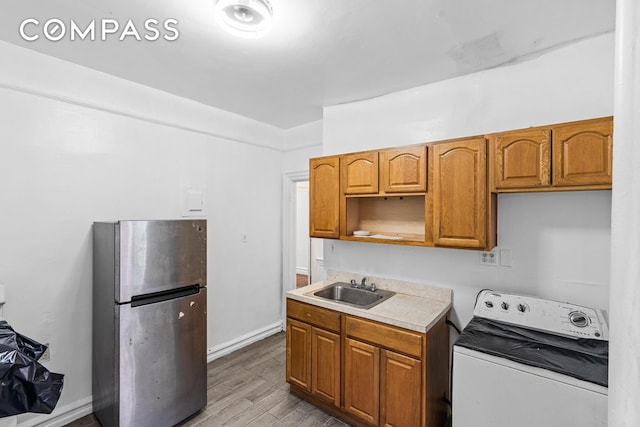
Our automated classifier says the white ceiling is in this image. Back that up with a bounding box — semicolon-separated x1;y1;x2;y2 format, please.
0;0;615;129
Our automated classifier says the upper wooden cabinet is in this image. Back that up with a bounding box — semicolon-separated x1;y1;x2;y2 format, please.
341;151;379;194
341;146;427;195
552;117;613;187
490;117;613;192
380;146;427;193
309;156;340;238
492;129;551;190
308;116;609;250
432;137;495;249
340;146;428;244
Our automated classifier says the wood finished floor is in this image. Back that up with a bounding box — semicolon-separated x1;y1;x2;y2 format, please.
296;274;308;288
65;332;348;427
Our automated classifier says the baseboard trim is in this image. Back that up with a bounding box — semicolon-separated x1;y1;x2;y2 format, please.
16;324;284;426
207;321;283;363
296;267;309;275
18;396;93;427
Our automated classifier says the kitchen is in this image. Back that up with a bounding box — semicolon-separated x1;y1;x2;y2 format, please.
0;1;638;426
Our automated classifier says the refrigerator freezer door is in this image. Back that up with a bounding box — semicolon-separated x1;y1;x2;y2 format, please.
118;288;207;427
117;220;206;302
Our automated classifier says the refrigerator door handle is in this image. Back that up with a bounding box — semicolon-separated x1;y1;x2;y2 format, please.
130;284;201;307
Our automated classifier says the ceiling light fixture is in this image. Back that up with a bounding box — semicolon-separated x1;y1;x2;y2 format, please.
214;0;273;39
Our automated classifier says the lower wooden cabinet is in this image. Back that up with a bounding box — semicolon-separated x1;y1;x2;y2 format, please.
286;303;341;406
344;339;423;427
286;318;312;391
380;350;422;427
311;327;341;405
344;338;380;425
286;299;449;427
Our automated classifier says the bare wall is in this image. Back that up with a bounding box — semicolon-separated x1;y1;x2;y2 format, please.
322;33;614;327
0;41;284;423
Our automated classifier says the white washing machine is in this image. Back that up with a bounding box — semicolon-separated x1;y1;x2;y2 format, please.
452;290;609;427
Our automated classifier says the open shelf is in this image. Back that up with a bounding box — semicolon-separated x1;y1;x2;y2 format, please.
344;195;426;243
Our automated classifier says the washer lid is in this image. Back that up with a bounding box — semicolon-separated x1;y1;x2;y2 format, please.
474;290;609;340
454;317;609;387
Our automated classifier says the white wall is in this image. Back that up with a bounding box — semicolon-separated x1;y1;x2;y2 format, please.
282;120;323;292
282;120;323;172
609;0;640;424
0;41;284;424
323;33;614;327
0;27;618;426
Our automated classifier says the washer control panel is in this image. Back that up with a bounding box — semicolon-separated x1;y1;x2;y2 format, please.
474;290;609;340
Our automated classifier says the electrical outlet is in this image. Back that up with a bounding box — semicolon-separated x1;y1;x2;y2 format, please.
480;250;498;266
40;343;51;362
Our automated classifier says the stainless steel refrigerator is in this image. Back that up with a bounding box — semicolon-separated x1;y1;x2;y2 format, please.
92;220;207;427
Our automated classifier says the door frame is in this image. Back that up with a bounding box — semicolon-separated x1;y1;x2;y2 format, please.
282;170;309;325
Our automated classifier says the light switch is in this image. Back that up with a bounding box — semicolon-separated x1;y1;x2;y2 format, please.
500;250;513;267
183;188;204;217
187;190;202;211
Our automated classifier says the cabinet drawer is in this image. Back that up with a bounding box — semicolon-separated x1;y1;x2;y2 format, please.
287;300;341;333
345;316;422;358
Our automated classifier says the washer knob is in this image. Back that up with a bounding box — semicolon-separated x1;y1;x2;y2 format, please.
485;301;494;308
517;304;527;313
501;301;509;310
569;311;589;328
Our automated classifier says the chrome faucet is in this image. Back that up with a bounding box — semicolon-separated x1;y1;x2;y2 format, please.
350;278;367;289
350;277;376;291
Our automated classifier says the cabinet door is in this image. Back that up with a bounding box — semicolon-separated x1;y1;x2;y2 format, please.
286;319;311;392
341;151;379;194
344;338;380;425
380;350;422;427
309;157;340;238
432;138;488;248
552;118;613;187
493;129;551;189
311;327;341;406
380;146;427;193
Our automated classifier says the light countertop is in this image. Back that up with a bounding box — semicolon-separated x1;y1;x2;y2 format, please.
286;271;452;333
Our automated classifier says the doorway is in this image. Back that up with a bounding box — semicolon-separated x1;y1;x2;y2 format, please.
295;181;310;288
282;171;325;319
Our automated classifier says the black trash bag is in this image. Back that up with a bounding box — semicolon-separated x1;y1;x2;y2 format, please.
0;320;64;417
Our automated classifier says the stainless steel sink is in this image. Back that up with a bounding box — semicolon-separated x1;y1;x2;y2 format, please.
311;282;395;309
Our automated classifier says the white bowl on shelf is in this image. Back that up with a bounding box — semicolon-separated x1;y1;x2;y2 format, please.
353;230;370;236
